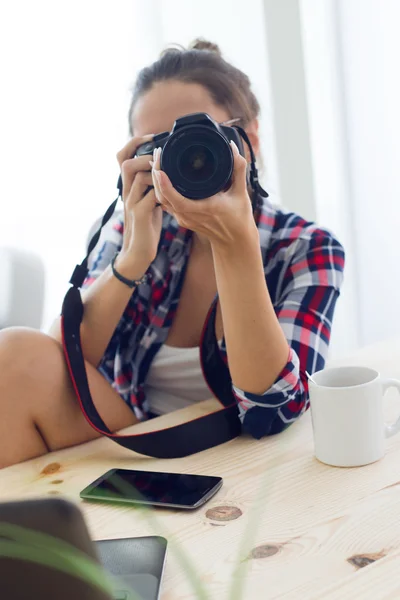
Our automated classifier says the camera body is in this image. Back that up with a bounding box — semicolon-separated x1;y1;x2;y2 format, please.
136;113;245;200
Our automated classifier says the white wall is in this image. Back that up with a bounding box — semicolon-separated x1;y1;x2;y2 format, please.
266;0;400;354
0;1;144;329
337;0;400;346
0;0;279;330
263;0;316;220
261;0;359;356
298;0;360;356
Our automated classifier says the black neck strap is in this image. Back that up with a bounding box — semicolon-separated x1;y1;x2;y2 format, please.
61;194;241;458
69;196;119;289
234;126;269;201
62;286;241;458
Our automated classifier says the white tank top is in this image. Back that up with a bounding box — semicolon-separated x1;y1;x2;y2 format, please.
145;344;212;416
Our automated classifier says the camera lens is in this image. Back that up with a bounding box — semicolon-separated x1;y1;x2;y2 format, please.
161;126;234;200
178;145;216;183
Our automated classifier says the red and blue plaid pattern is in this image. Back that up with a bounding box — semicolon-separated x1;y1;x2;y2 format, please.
84;197;345;439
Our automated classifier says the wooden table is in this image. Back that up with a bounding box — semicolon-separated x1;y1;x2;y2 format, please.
2;338;400;599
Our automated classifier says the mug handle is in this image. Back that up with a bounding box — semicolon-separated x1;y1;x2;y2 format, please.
383;378;400;438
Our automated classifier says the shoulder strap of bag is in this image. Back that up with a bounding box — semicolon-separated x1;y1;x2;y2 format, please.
61;200;241;459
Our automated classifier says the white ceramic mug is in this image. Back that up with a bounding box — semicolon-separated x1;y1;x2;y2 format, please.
308;366;400;467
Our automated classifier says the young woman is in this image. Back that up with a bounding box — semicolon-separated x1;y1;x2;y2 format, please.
0;40;344;468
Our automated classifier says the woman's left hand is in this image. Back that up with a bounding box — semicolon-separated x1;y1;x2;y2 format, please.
151;141;258;250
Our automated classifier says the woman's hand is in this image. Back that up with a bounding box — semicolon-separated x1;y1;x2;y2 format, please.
151;141;258;251
115;135;163;278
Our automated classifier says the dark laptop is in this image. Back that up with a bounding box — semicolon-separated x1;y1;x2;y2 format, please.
0;498;167;600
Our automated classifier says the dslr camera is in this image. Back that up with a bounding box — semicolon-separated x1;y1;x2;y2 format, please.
136;112;245;200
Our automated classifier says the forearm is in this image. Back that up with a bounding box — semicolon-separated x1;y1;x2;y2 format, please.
212;228;289;395
49;255;145;367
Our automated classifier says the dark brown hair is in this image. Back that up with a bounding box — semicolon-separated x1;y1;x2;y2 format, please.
128;38;260;135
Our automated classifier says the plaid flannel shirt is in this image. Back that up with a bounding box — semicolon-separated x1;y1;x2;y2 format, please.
83;196;345;439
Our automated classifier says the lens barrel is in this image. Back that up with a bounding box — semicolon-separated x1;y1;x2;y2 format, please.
161;125;234;200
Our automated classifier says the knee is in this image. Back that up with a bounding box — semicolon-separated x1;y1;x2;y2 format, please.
0;327;65;383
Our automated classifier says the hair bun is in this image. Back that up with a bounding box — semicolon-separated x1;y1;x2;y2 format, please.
189;38;222;57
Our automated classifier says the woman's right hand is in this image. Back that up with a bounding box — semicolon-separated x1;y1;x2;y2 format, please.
115;135;163;279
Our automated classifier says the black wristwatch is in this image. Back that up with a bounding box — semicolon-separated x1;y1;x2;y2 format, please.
111;253;149;288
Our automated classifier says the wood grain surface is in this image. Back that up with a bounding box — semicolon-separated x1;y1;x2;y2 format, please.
2;339;400;599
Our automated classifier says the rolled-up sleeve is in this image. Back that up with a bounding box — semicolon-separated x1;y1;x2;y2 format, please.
233;231;345;439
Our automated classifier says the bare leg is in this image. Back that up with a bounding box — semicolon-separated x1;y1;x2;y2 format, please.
0;328;137;469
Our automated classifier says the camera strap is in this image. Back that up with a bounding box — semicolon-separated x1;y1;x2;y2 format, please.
234;126;269;200
61;197;241;459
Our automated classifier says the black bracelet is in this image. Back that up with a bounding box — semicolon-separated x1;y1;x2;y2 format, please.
111;253;149;288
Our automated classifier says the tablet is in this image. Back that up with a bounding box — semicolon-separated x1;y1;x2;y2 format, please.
0;498;167;600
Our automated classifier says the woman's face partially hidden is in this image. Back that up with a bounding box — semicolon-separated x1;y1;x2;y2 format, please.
131;80;232;138
131;79;260;163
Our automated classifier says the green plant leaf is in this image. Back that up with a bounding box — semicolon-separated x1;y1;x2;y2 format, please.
105;475;210;600
0;523;144;600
